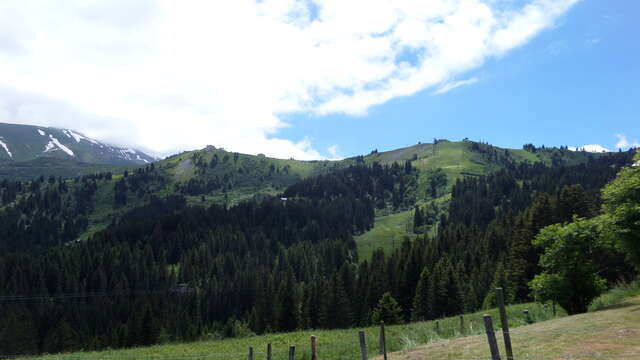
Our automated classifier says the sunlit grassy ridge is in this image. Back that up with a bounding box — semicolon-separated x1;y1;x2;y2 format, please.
355;209;414;262
2;140;601;247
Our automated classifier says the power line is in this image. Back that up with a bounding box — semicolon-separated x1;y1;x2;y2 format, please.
0;289;170;302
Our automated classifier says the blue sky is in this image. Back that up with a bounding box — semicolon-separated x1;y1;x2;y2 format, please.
279;0;640;158
0;0;637;159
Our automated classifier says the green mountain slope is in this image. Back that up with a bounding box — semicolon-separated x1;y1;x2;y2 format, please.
0;157;136;181
352;140;608;261
0;137;608;243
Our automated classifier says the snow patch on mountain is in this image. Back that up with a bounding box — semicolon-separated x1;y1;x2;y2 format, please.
37;129;45;136
44;135;75;157
568;144;611;153
43;141;56;153
0;137;12;158
66;129;98;144
61;129;99;145
117;149;138;161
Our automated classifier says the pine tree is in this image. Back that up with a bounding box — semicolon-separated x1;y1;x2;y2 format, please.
372;292;403;325
275;271;298;332
413;205;423;232
411;268;429;321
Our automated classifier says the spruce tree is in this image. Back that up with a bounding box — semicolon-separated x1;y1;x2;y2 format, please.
371;292;403;325
411;268;430;321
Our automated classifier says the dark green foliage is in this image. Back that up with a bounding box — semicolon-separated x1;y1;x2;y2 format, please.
411;268;430;321
0;308;39;355
275;271;298;332
425;168;447;199
319;274;353;329
43;320;79;353
1;161;400;354
285;162;418;213
529;218;609;314
0;175;103;253
601;152;640;267
371;292;403;325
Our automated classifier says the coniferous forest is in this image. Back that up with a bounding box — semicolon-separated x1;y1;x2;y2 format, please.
0;150;637;355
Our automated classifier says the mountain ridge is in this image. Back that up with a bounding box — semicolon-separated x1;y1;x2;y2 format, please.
0;122;156;165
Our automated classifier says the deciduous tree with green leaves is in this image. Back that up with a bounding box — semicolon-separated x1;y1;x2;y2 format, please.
529;217;608;314
601;152;640;267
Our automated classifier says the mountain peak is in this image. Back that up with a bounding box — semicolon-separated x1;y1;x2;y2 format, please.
0;122;155;165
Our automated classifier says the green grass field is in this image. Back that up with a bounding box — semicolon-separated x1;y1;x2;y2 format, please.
355;210;415;262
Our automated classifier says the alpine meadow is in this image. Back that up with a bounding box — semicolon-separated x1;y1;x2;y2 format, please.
1;1;640;359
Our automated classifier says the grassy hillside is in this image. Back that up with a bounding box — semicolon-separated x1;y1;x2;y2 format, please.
352;141;605;263
365;141;536;180
355;194;449;262
355;209;414;262
158;146;350;207
0;140;604;243
98;140;605;214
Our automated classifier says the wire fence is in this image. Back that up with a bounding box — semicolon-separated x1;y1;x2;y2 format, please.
3;323;638;360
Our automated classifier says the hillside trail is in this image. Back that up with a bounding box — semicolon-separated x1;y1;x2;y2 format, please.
375;297;640;360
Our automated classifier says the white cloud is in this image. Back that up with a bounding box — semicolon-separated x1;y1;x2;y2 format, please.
434;77;480;95
326;144;341;160
0;0;580;158
568;144;611;153
615;134;640;150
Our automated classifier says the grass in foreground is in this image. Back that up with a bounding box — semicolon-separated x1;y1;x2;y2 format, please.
384;296;640;360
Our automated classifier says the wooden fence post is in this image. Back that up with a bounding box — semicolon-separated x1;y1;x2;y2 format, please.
496;288;514;360
311;335;317;360
267;343;272;360
248;346;254;360
359;330;368;360
483;314;502;360
434;320;440;334
460;315;465;335
379;322;387;360
288;345;296;360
